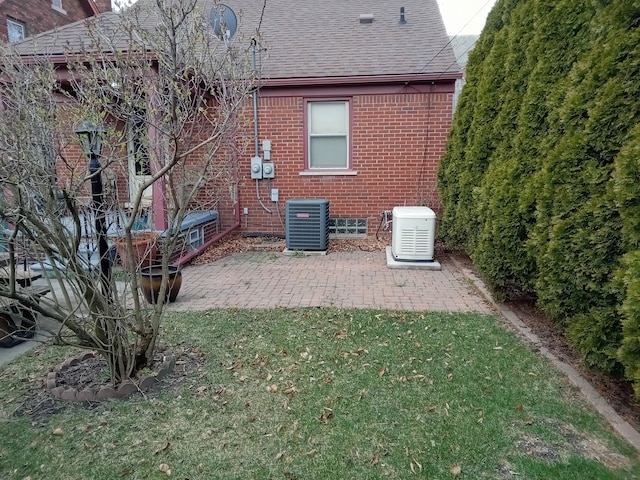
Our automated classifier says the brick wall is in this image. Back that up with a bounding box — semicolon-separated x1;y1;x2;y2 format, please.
53;80;455;239
0;0;105;44
238;84;455;236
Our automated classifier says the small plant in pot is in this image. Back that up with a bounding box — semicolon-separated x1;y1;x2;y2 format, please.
138;264;182;304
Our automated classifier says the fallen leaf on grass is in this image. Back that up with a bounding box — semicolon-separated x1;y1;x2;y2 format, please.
154;442;171;455
335;329;348;339
275;451;285;461
319;407;334;423
283;386;297;395
268;384;278;393
378;368;386;377
159;463;171;474
53;427;63;436
450;464;461;475
371;454;379;465
226;361;243;371
196;386;207;395
410;459;422;474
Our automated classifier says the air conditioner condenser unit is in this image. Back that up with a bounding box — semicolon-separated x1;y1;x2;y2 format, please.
391;206;436;261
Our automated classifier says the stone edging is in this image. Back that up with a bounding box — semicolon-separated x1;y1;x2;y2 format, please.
449;255;640;453
46;351;175;402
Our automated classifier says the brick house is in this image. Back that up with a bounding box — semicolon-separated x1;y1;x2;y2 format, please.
8;0;459;253
0;0;111;44
236;0;460;237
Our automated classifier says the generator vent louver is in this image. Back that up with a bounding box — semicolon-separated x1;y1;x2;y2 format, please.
392;206;436;261
285;199;330;251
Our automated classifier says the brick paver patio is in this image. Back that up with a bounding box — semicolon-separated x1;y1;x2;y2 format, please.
168;251;492;313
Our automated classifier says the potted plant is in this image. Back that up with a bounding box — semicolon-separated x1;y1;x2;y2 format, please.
138;264;182;304
113;231;158;270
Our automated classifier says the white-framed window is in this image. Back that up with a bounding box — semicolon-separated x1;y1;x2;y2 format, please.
7;19;25;43
307;100;350;169
52;0;67;14
188;228;203;249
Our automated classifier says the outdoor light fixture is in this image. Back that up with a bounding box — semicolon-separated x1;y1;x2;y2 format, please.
75;120;105;159
75;119;112;296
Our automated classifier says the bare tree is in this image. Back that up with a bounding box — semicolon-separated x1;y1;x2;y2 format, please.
0;0;258;383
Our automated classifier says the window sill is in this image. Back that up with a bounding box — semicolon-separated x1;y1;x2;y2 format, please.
52;5;67;14
299;169;358;176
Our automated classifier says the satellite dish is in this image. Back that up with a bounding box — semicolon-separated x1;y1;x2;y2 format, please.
210;4;238;40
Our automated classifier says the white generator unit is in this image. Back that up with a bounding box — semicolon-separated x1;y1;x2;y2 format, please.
391;206;436;261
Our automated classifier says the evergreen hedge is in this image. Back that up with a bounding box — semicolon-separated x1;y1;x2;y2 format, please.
438;0;640;395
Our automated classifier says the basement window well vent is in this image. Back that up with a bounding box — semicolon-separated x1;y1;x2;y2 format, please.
329;218;368;237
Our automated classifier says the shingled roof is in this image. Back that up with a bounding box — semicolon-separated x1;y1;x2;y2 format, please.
10;0;459;82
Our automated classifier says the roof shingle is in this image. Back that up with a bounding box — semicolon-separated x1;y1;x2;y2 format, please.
11;0;459;81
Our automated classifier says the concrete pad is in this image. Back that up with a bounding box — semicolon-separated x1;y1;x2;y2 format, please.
385;246;441;270
282;248;327;256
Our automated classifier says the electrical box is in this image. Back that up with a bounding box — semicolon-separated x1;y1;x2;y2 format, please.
271;188;279;202
262;140;272;160
251;156;262;179
263;162;275;179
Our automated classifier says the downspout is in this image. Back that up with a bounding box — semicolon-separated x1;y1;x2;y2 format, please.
252;37;271;214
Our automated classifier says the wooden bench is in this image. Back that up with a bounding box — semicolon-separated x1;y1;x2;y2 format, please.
0;285;51;348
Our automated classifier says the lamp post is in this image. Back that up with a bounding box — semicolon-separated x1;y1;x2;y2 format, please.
75;120;111;297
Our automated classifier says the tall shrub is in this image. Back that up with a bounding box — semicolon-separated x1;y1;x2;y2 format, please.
471;0;538;294
437;0;509;250
438;0;640;391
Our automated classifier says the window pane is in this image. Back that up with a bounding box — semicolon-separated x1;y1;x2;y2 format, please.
310;102;346;134
310;136;347;168
7;20;25;43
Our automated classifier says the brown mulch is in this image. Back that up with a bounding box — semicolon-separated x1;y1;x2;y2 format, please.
15;345;206;426
191;232;393;265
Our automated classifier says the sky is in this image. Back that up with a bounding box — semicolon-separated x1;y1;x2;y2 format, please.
437;0;497;36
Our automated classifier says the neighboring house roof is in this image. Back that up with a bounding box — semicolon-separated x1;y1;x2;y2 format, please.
449;35;479;71
11;0;460;82
10;11;123;56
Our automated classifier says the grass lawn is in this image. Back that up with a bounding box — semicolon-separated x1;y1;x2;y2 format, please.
0;308;638;479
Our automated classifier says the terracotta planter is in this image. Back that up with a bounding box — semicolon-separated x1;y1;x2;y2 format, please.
138;265;182;304
114;232;157;270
